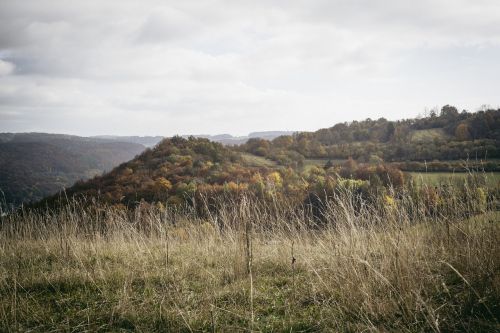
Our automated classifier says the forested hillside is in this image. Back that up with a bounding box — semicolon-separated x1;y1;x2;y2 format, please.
36;107;500;212
0;133;145;208
42;136;427;214
239;106;500;167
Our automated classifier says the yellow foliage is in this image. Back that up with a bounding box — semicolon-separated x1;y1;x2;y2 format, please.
337;178;366;190
250;172;264;184
266;172;282;188
384;195;395;207
225;181;240;193
155;177;172;191
249;172;265;193
122;167;133;176
155;202;165;211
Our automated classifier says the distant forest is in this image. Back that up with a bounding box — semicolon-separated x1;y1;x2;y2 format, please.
0;134;145;207
239;106;500;167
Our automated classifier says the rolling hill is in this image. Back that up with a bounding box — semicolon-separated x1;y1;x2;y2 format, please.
39;135;409;211
44;136;272;207
0;131;297;209
6;106;500;210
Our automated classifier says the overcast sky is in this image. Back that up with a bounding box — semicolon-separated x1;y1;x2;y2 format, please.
0;0;499;136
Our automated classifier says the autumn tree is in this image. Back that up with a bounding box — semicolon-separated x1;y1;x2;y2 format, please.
455;123;471;141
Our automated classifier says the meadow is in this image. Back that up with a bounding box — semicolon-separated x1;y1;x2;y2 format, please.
1;183;499;332
408;171;500;188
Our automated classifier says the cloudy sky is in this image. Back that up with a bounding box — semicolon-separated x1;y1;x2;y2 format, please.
0;0;499;136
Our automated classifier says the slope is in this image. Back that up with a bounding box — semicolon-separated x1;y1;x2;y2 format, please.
0;133;145;208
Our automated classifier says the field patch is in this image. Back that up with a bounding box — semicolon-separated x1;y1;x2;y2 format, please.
241;153;278;168
407;171;500;187
410;128;449;142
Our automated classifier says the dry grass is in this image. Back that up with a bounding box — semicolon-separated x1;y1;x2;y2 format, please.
410;129;449;142
0;192;499;332
240;153;278;168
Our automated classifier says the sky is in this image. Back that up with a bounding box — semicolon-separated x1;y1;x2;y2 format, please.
0;0;499;136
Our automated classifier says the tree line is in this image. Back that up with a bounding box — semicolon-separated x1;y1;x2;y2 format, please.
239;106;500;166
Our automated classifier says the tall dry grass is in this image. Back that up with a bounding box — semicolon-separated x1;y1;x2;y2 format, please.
0;184;499;332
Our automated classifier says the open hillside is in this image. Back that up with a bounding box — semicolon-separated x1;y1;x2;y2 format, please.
0;133;145;208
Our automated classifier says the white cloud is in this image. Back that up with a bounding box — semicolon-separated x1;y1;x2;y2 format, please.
0;59;14;76
0;0;499;135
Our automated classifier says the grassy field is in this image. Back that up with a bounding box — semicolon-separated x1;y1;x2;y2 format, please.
241;153;277;168
1;192;499;332
408;171;500;188
410;128;449;142
302;159;346;172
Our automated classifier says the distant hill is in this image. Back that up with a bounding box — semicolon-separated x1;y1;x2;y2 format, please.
91;131;295;147
91;135;164;147
183;131;295;145
249;131;296;139
0;133;145;208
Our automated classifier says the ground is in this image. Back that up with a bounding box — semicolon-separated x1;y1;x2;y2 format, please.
1;210;498;332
